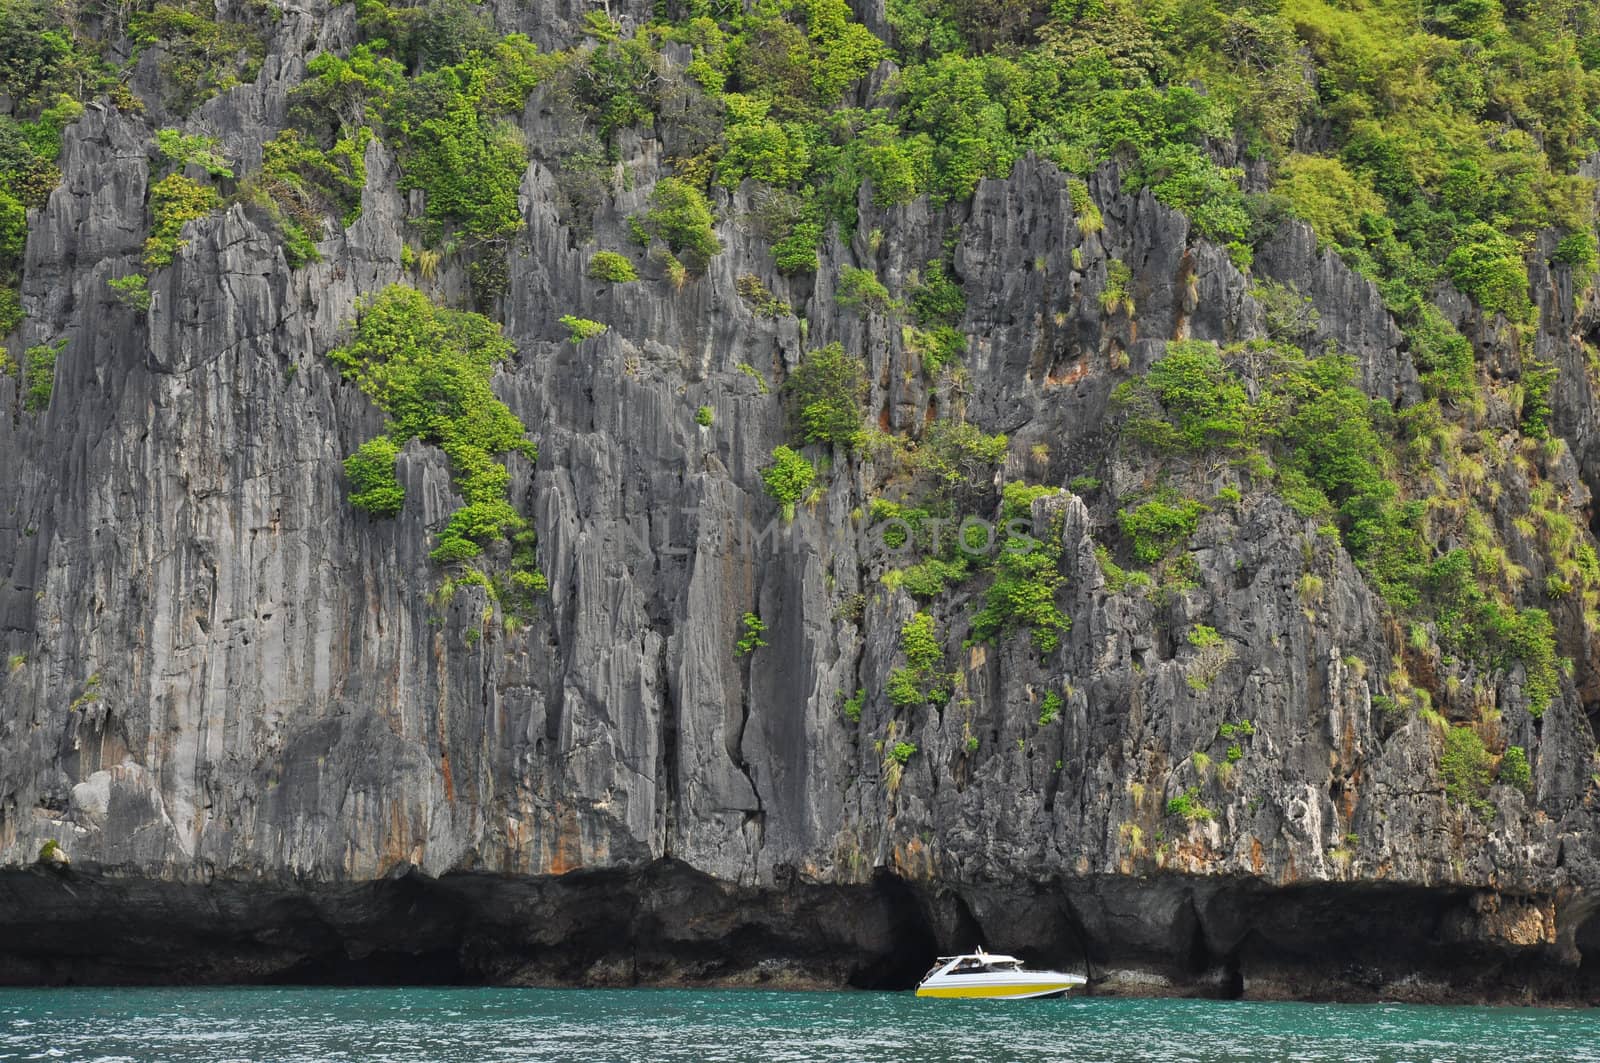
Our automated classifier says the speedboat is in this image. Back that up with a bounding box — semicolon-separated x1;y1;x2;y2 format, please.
914;948;1087;999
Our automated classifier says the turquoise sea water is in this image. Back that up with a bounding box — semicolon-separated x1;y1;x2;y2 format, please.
1;987;1598;1062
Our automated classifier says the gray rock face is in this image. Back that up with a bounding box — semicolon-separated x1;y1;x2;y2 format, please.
1;1;1599;1000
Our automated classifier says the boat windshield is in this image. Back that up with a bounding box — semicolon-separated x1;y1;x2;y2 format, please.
942;958;1025;976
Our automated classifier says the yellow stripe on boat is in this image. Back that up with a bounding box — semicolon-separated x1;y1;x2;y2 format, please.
915;983;1078;999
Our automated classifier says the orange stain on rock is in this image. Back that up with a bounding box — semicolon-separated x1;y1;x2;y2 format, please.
1046;359;1090;388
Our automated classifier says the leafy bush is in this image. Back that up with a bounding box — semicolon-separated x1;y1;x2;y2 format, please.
1167;787;1214;823
972;483;1070;654
902;611;941;672
1119;495;1208;565
1519;358;1557;441
107;274;151;312
915;418;1002;482
909;259;964;325
887;667;925;707
344;436;405;517
717;94;812;188
761;445;815;521
376;35;547;240
1115;341;1253;453
22;337;61;412
897;556;969;598
1499;745;1532;794
1039;690;1062;725
836;266;892;314
695;405;714;427
843;687;865;722
908;324;966;376
736;273;791;318
1444;224;1533;322
1553;231;1598;285
402;110;527;239
130;1;266;113
784;342;868;447
249;128;371;266
736;612;767;656
1276;153;1385;252
328;285;534;564
644;178;721;272
568;16;662;143
1407;303;1475;403
155;129;233;179
1441;725;1494;821
144;173;222;269
560;315;608;342
1100;259;1133;315
587;251;638;283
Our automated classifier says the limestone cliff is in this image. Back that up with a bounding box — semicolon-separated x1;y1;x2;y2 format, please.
2;0;1600;1002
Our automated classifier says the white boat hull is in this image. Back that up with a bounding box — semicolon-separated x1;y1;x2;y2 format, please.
915;971;1087;1000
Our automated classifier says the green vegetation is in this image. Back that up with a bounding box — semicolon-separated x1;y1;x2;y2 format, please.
736;273;791;318
695;405;714;427
971;482;1069;654
107;274;151;312
761;445;815;521
1069;475;1102;496
68;672;101;711
21;338;60;412
1185;624;1234;692
888;611;949;707
248;128;370;268
736;611;767;656
587;251;638;283
143;173;222;269
1038;690;1062;725
737;362;770;394
1100;259;1134;315
1116;342;1251;453
1167;787;1214;823
344;436;406;517
384;39;544;240
1500;745;1533;795
784;342;868;447
909;259;964;324
642;178;720;272
888;741;917;765
1441;725;1494;821
130;0;267;112
328;285;534;565
36;838;61;863
155;129;233;179
1118;493;1209;565
893;556;969;599
842;687;865;723
1116;339;1565;715
504;0;1600;330
282;21;554;252
915;420;1008;489
836;266;893;314
560;315;608;342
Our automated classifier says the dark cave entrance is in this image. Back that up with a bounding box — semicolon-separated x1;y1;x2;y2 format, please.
1577;906;1600;986
846;872;946;990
